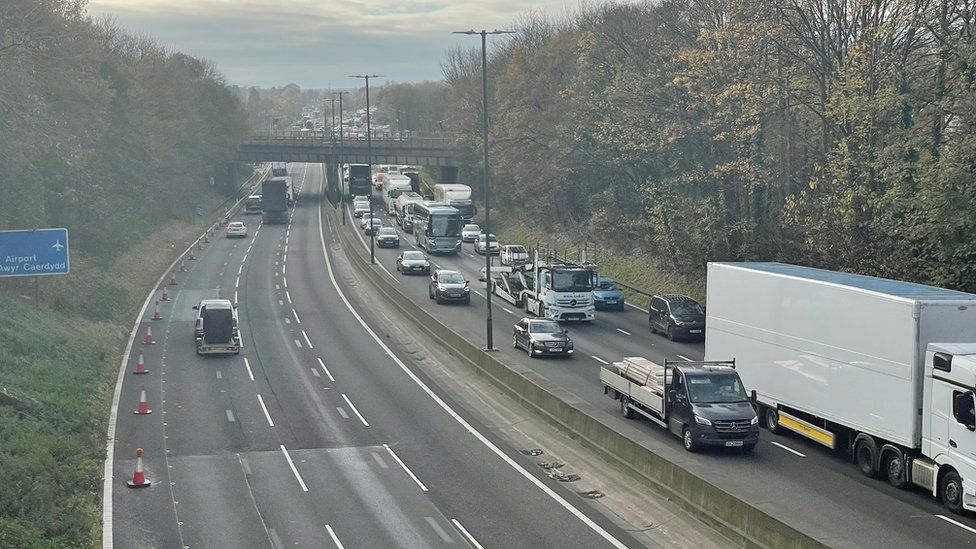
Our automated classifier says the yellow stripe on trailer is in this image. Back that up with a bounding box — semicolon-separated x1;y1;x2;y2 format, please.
778;411;836;449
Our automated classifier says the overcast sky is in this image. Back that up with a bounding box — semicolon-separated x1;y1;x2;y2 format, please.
87;0;584;89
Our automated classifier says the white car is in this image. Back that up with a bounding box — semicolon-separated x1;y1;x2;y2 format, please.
461;224;481;243
501;244;529;266
475;234;500;255
360;212;379;229
226;221;248;238
353;202;371;218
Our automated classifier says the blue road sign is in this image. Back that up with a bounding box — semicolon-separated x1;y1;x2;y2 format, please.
0;228;70;278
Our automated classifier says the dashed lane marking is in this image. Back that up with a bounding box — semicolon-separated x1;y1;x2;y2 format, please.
770;441;806;457
616;328;632;336
341;394;369;427
384;444;427;491
244;357;255;381
257;394;274;427
301;330;314;349
316;358;335;382
592;356;609;365
279;445;309;492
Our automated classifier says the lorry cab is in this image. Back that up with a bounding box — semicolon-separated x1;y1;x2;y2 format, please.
922;344;976;512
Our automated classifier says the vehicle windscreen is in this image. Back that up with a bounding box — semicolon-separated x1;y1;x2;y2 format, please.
439;272;464;284
671;300;704;318
552;269;594;292
379;228;397;235
687;374;747;404
463;225;480;232
430;214;461;237
403;251;425;260
530;321;562;334
597;276;615;289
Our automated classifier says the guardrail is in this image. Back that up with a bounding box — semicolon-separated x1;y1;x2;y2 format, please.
246;132;457;150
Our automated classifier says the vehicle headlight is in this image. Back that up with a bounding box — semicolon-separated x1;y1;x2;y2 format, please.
438;285;446;291
463;286;470;292
694;415;712;426
750;415;759;425
424;262;430;267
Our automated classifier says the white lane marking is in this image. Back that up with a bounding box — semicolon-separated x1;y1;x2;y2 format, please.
311;368;320;377
770;441;806;457
301;330;314;349
937;514;976;535
286;291;293;304
246;245;252;254
242;253;248;263
472;289;483;297
336;407;349;418
283;253;288;263
384;444;428;491
317;169;628;549
371;452;389;468
616;328;632;336
677;355;693;361
238;264;243;274
244;357;255;381
502;307;513;314
215;370;223;379
283;276;288;288
592;356;609;365
234;290;238;304
279;445;309;492
294;339;303;348
282;264;286;275
226;410;236;422
257;394;275;426
625;301;649;313
316;358;335;382
292;309;302;324
424;517;454;543
466;253;476;259
341;394;369;427
325;525;345;549
452;519;484;549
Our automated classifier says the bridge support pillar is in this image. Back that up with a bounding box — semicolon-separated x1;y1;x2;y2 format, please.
437;166;460;184
324;161;339;206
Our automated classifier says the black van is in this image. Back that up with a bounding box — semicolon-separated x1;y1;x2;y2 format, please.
648;294;705;341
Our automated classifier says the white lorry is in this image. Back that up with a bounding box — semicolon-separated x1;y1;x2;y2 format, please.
600;357;759;452
517;251;596;322
705;262;976;513
433;184;476;222
383;174;413;213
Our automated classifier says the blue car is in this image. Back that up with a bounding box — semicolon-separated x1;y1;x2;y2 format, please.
593;276;625;311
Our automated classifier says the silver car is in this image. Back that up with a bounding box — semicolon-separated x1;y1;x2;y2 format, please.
461;224;481;243
396;250;430;275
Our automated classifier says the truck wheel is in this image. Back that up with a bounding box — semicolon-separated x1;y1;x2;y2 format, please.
682;427;699;453
854;435;879;478
941;470;965;514
764;407;781;433
620;397;635;419
883;450;908;489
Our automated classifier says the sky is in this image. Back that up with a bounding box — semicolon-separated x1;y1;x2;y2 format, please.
87;0;585;89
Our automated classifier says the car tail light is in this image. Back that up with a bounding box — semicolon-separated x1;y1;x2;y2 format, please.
195;319;202;330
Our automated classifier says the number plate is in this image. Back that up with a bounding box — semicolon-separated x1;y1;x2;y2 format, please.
606;300;617;304
690;329;702;334
725;440;744;447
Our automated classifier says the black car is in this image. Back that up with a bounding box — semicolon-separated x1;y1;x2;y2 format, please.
648;294;705;340
513;318;574;358
376;227;400;248
428;269;471;304
396;250;430;275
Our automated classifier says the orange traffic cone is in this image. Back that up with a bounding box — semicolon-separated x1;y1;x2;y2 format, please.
179;259;187;272
133;348;148;374
168;272;178;285
187;249;196;260
204;232;211;243
161;287;170;301
126;448;151;488
144;325;154;345
152;300;161;320
197;242;204;251
134;384;152;415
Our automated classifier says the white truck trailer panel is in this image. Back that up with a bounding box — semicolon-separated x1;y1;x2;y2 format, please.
705;262;976;448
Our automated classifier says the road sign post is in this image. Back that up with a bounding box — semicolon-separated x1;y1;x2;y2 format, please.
0;228;70;278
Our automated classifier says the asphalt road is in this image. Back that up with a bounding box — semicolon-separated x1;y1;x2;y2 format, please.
343;177;976;548
110;163;643;548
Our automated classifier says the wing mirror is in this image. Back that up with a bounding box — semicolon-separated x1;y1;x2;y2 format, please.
191;305;199;310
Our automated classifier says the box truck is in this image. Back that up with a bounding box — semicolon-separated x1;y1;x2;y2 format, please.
433;184;476;222
705;262;976;513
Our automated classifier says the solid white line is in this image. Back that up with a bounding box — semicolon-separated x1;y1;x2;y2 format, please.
292;309;301;324
325;525;345;549
257;394;275;427
279;445;309;492
472;289;483;297
301;330;314;349
316;357;335;382
592;356;609;365
452;519;484;549
384;444;427;491
616;328;632;336
341;394;369;427
286;291;293;304
677;355;693;361
244;357;255;381
937;514;976;535
502;307;513;314
625;301;649;314
770;441;806;457
317;166;628;548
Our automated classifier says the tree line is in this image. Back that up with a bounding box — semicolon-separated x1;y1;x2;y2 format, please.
421;0;976;291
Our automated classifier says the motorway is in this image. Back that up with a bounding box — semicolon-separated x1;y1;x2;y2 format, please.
108;163;646;548
344;176;976;548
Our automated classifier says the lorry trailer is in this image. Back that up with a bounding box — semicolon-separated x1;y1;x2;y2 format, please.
261;178;289;224
705;262;976;513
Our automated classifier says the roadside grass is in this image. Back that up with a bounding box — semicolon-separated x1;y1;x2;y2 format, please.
495;222;705;307
0;168;262;547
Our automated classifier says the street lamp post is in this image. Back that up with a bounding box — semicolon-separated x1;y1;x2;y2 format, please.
336;91;349;225
453;29;514;351
350;74;383;264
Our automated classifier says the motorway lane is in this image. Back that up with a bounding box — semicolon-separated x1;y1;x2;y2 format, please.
112;162;641;549
345;185;976;548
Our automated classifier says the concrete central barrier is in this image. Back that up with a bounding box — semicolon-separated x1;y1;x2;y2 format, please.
325;204;825;549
